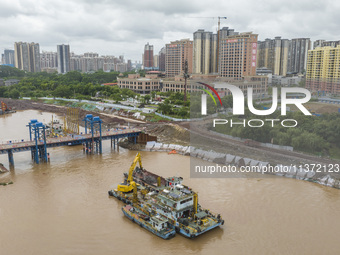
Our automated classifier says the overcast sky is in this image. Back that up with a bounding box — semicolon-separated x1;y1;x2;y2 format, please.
1;0;339;62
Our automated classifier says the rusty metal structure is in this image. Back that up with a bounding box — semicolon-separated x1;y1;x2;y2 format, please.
64;107;80;134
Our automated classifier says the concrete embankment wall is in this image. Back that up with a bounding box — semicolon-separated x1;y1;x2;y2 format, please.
144;142;340;189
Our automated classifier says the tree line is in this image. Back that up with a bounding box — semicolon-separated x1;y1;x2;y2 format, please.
0;66;137;101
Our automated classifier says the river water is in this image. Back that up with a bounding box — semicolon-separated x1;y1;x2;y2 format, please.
1;110;340;255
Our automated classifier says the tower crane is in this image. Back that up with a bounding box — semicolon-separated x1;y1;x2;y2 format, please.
216;17;227;72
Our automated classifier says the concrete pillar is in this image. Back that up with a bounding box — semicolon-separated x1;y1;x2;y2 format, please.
7;150;14;166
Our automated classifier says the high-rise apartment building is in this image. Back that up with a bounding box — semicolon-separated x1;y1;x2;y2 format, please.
14;42;40;72
158;47;166;71
193;27;238;75
287;38;311;74
219;32;258;78
143;43;154;69
29;43;41;73
306;45;340;94
14;42;29;71
84;52;99;58
57;44;70;74
165;39;193;77
70;53;82;72
219;27;238;40
40;51;58;71
257;37;289;76
153;55;159;69
127;60;132;71
2;50;15;66
193;29;217;74
313;40;340;49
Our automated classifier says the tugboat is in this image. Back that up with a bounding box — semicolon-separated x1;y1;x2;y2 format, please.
109;153;224;239
122;204;176;240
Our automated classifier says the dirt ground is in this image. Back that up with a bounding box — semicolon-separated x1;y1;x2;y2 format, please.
0;98;127;127
144;123;190;145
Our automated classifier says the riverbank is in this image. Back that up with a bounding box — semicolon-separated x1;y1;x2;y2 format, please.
121;140;340;190
119;122;340;190
0;97;147;128
2;98;339;190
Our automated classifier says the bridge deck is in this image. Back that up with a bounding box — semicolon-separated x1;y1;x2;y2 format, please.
0;128;141;154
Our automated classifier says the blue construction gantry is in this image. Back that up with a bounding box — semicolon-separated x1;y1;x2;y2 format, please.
83;114;102;154
27;119;48;164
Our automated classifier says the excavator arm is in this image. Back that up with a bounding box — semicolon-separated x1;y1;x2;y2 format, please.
117;152;142;193
127;152;142;183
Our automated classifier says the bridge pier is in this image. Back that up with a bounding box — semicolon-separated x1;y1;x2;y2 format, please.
7;150;14;166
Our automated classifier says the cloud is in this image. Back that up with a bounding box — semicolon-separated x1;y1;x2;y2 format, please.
1;0;340;61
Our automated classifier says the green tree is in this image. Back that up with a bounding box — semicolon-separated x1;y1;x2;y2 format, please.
151;91;156;99
0;86;8;97
65;71;82;82
53;85;72;98
158;102;172;114
144;95;151;104
178;107;189;118
221;95;233;108
9;88;20;99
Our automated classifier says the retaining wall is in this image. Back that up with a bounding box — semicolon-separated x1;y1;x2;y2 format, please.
144;141;340;189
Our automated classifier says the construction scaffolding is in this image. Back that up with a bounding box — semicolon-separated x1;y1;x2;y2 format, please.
64;107;80;134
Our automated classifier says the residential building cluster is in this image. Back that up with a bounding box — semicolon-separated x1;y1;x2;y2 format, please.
257;37;311;76
306;44;340;94
256;37;340;94
2;28;340;95
1;42;133;74
69;53;131;73
121;27;267;95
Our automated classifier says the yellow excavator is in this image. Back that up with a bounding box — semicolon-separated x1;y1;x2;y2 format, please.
117;152;142;193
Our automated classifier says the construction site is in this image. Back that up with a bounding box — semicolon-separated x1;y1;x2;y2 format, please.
0;97;339;188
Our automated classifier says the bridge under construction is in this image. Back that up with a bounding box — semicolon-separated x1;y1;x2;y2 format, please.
0;114;141;166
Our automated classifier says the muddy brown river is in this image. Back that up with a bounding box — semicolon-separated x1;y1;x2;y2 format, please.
1;110;340;255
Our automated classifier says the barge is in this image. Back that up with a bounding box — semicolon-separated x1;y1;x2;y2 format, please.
109;152;224;239
122;204;176;240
